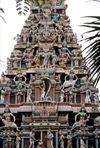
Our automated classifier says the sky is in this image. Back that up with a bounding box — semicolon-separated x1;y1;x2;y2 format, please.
0;0;100;95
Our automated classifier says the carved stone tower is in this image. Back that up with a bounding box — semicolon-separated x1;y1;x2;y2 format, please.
0;0;100;148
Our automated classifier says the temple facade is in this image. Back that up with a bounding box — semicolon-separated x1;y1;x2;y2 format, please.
0;0;100;148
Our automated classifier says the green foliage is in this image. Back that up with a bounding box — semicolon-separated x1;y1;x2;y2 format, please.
81;16;100;86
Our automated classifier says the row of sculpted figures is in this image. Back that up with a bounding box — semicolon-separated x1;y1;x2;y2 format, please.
0;104;100;148
0;71;99;104
59;71;99;105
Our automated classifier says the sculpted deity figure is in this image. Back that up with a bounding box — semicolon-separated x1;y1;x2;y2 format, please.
94;93;99;104
13;59;18;68
42;52;50;65
52;55;57;66
63;70;78;89
47;129;54;148
29;129;36;148
59;134;65;148
80;139;86;148
0;104;19;131
43;7;51;20
72;104;90;130
67;134;72;148
7;57;12;69
38;140;43;148
40;81;46;100
60;89;64;102
85;89;91;104
26;88;32;102
61;42;72;59
0;89;5;103
16;132;21;148
16;34;22;43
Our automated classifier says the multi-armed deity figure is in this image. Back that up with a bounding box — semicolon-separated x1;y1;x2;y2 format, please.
0;104;19;131
72;104;90;130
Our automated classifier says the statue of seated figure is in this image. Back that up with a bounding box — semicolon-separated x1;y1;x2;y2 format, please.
0;104;19;131
63;70;78;89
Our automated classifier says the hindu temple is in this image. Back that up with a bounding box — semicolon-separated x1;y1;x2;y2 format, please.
0;0;100;148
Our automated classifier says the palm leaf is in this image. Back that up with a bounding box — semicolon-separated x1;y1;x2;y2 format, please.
15;0;30;15
0;8;6;23
81;16;100;86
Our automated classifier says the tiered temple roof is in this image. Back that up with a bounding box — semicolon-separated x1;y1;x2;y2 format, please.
0;0;100;148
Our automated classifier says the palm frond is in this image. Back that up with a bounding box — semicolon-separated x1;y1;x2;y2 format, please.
0;8;6;23
16;0;30;15
15;0;46;15
81;16;100;86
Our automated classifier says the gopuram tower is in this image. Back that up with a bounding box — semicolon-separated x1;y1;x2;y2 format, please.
0;0;100;148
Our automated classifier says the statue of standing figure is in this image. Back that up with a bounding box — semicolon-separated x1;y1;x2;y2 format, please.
15;132;21;148
0;89;5;103
47;129;54;148
67;134;72;148
26;88;32;102
80;139;86;148
0;104;19;131
60;89;64;102
85;89;91;104
40;81;46;101
59;134;65;148
29;129;35;148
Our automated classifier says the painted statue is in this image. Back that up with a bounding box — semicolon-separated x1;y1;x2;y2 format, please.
29;129;35;148
40;81;46;100
0;89;5;103
67;134;72;148
40;79;51;101
47;129;54;148
59;134;65;148
85;89;91;104
72;104;90;130
16;132;21;148
26;88;32;102
63;70;78;89
60;89;64;102
80;139;86;148
38;140;43;148
0;104;19;131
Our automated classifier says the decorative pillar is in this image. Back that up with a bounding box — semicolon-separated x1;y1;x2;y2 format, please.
3;138;5;148
15;94;17;104
85;137;88;148
95;137;98;148
18;95;21;104
8;93;10;104
81;92;83;103
53;86;56;101
55;131;58;148
11;138;14;148
21;138;24;148
8;137;12;148
35;86;38;101
76;138;79;148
